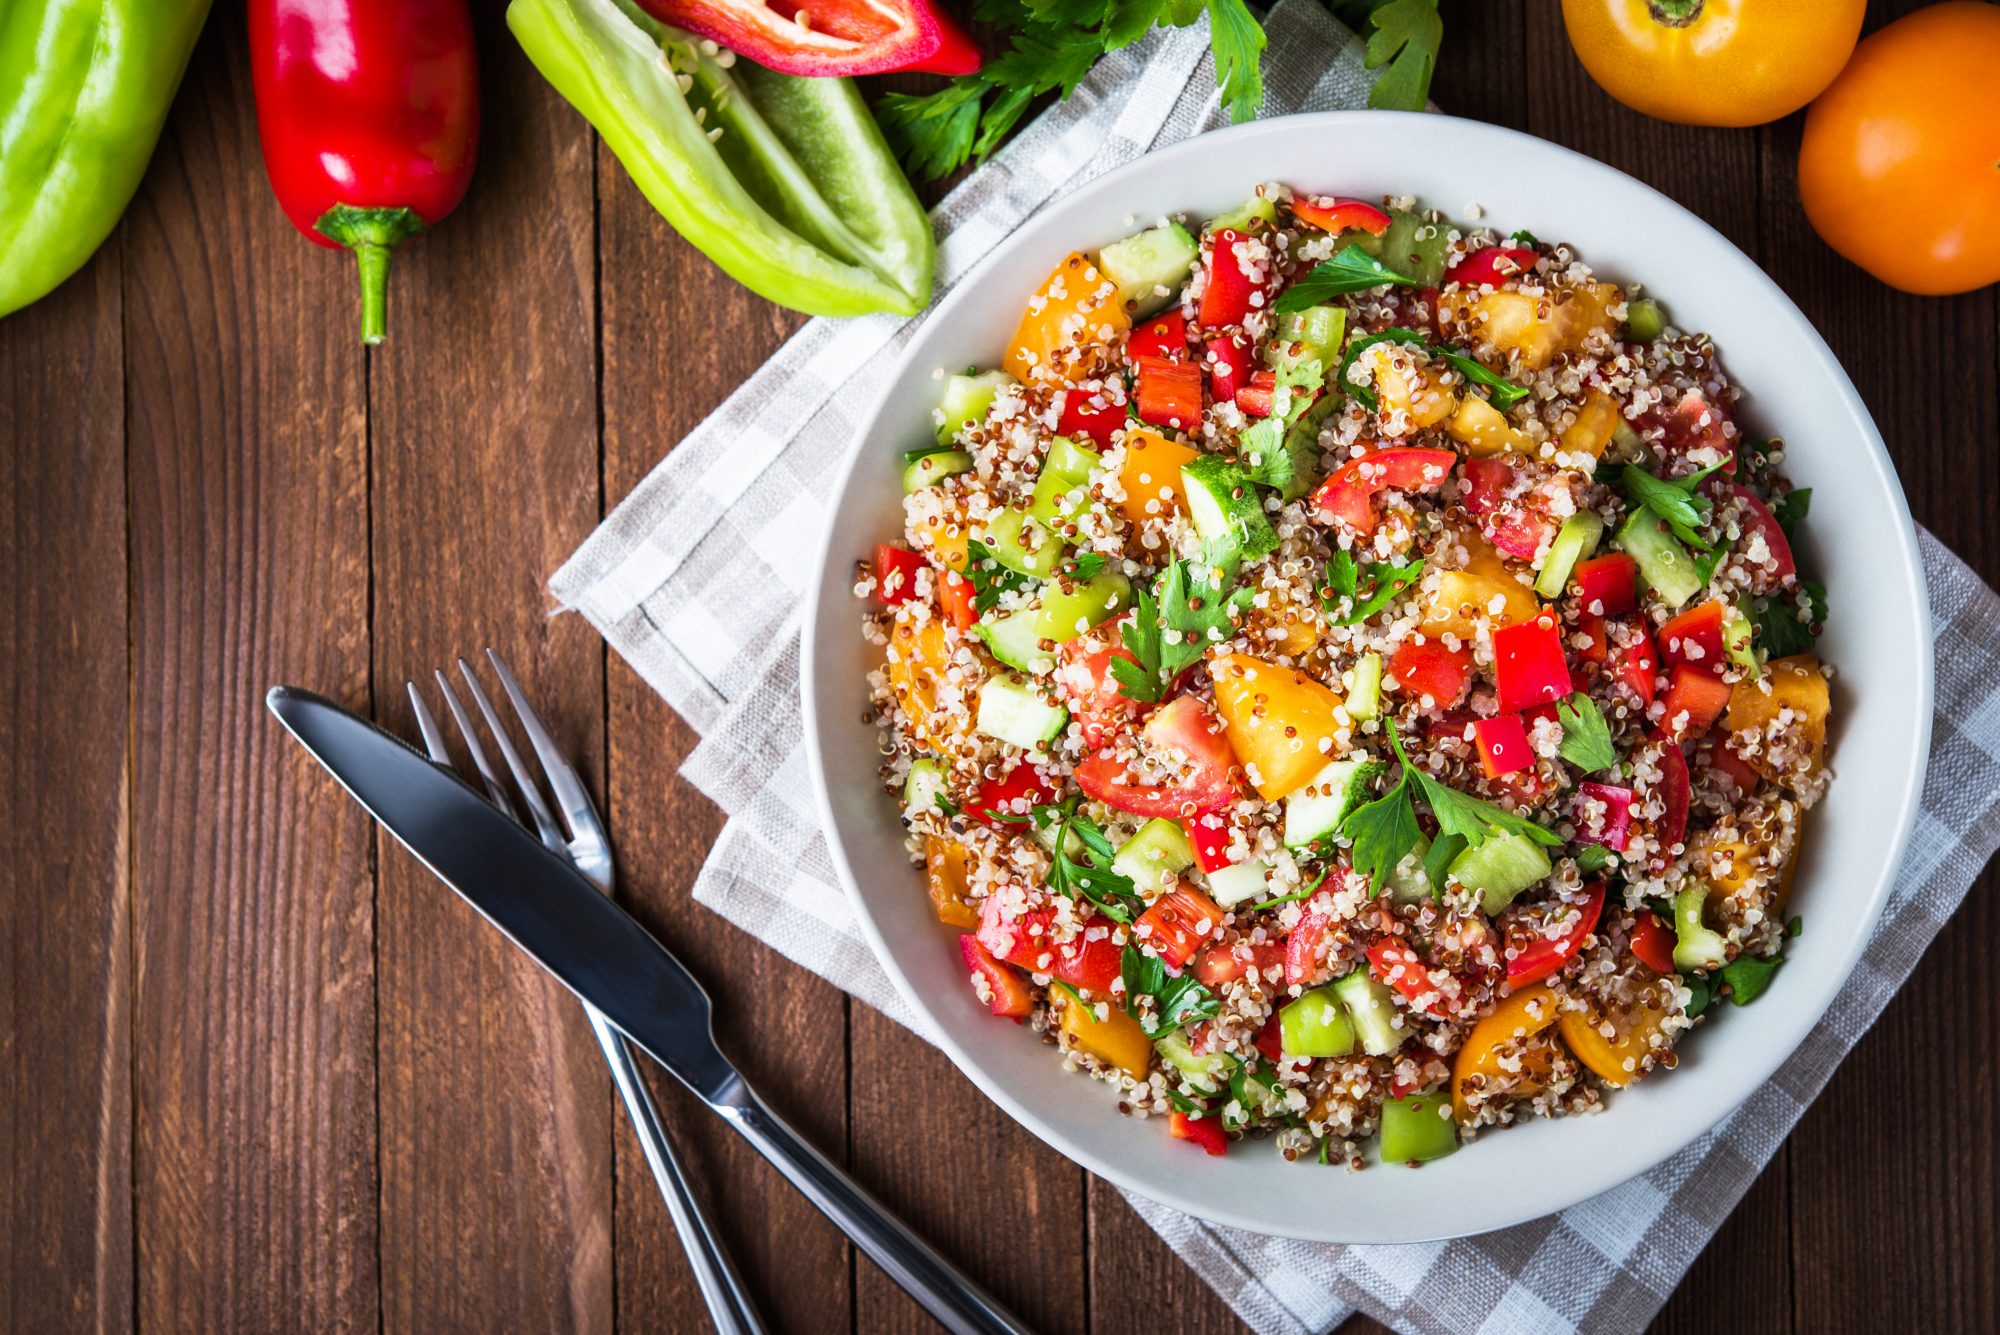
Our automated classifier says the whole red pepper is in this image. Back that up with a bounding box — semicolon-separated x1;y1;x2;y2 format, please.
250;0;479;344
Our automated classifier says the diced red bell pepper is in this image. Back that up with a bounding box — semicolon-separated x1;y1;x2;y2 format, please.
1390;640;1475;710
1504;882;1605;988
1573;552;1639;617
1206;334;1252;404
1056;389;1125;450
874;544;925;606
1129;309;1189;361
1181;811;1237;873
1055;636;1146;750
1313;446;1457;535
964;763;1058;827
1253;1013;1285;1064
1661;662;1733;741
1136;885;1223;970
1283;907;1333;988
636;0;983;78
1198;228;1257;329
939;570;977;631
1708;739;1762;793
1613;620;1659;707
1135;354;1204;429
958;935;1033;1019
1575;781;1635;853
1193;937;1285;987
1630;910;1677;974
1291;196;1392;235
1074;695;1240;818
1169;1111;1229;1156
1235;370;1277;417
1658;600;1726;672
1473;713;1535;779
1493;614;1571;714
1725;484;1797;586
1655;742;1691;858
1573;612;1609;666
1366;938;1449;1017
1445;245;1538;288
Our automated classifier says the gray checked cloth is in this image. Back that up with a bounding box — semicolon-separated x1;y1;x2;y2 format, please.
551;3;2000;1329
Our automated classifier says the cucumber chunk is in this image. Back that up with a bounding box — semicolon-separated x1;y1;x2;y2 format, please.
1723;604;1759;677
1275;305;1347;368
1672;885;1728;972
1332;968;1405;1056
975;611;1051;674
1154;1029;1235;1092
1279;986;1357;1058
1028;437;1104;526
1344;652;1384;722
1380;1093;1458;1163
975;676;1069;754
1535;510;1605;599
1449;830;1554;915
1205;194;1277;235
1377;210;1452;287
1097;222;1198;318
1617;511;1704;610
1111;818;1195;892
902;449;973;494
935;369;1016;445
902;758;949;817
1626;297;1666;341
1023;569;1131;642
1203;860;1271;908
979;508;1064;579
1283;758;1384;849
1181;455;1277;566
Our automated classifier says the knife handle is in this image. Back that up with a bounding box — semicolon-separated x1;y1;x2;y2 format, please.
712;1082;1037;1335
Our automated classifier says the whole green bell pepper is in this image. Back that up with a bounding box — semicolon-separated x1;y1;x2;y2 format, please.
0;0;213;318
508;0;933;318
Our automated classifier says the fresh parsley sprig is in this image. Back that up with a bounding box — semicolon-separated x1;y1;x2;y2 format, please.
1749;580;1827;659
1555;694;1616;774
1111;561;1252;704
1276;244;1420;314
963;538;1035;613
1120;942;1221;1038
1336;326;1527;415
1620;458;1732;552
1771;487;1811;539
1329;0;1444;111
1321;549;1425;626
1238;358;1326;491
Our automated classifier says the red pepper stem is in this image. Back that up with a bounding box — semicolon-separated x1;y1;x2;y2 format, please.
313;204;427;346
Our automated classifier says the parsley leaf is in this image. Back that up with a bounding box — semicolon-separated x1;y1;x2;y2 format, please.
1388;720;1562;849
1574;844;1612;875
1037;799;1147;922
1112;588;1169;704
1070;552;1109;580
1239;359;1326;491
1358;0;1442;111
1750;580;1826;659
1772;487;1811;539
1341;771;1424;893
963;539;1036;613
1320;549;1425;625
1121;943;1221;1037
1422;832;1466;893
1620;459;1732;552
1275;244;1420;314
1206;0;1267;123
1113;561;1251;703
1433;348;1529;412
1555;693;1617;773
1336;326;1429;411
1719;952;1783;1006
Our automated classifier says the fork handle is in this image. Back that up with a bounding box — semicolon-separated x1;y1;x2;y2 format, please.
711;1082;1036;1335
588;1007;768;1335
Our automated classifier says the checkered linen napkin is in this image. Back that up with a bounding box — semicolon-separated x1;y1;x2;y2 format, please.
551;4;2000;1327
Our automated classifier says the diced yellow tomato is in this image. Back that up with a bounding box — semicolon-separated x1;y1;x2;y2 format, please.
1208;652;1347;800
1005;252;1131;385
1057;992;1153;1079
1559;390;1623;459
1555;980;1676;1089
1445;395;1537;457
1696;805;1802;918
1117;428;1199;524
912;496;973;572
1452;984;1560;1123
1372;347;1460;431
1439;280;1623;371
1724;654;1830;779
923;835;978;929
887;615;958;751
1421;533;1540;643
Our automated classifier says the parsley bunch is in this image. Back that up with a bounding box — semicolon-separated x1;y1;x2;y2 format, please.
1006;798;1147;921
1111;560;1253;703
1120;943;1220;1037
1320;548;1424;626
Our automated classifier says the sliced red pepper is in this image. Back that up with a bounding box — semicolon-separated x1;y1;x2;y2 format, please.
1654;742;1691;859
958;935;1033;1019
1724;484;1797;586
1136;885;1223;970
1181;811;1237;874
1708;739;1763;793
1198;228;1258;329
1252;1012;1285;1063
1235;370;1277;418
1390;640;1475;710
1630;910;1677;974
1658;600;1726;672
1205;334;1251;404
1613;620;1660;707
1574;612;1609;666
1135;354;1204;429
1055;637;1147;751
1169;1111;1229;1156
874;544;925;606
1660;662;1733;740
1129;309;1189;361
1493;614;1571;714
964;763;1058;827
1290;196;1392;235
1504;882;1605;988
1445;245;1538;288
1367;939;1449;1017
634;0;982;78
1574;781;1635;853
1312;446;1456;535
1056;389;1126;450
1283;907;1334;988
1473;713;1535;779
938;570;977;631
1193;937;1284;987
1573;553;1639;617
1073;695;1239;818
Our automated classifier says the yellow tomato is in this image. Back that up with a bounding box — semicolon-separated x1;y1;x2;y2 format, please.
1207;652;1347;800
922;836;978;929
1555;980;1677;1088
1452;984;1560;1124
1005;253;1130;385
1116;427;1199;524
1560;0;1865;127
1799;2;2000;296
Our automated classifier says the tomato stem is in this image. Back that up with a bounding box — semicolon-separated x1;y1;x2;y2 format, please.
314;204;427;345
1648;0;1703;25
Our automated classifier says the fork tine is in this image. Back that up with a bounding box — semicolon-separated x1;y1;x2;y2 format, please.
485;648;604;843
454;656;566;852
432;669;520;822
407;681;453;765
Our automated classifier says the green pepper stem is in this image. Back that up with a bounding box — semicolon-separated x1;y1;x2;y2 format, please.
354;245;392;346
313;204;428;346
1648;0;1703;25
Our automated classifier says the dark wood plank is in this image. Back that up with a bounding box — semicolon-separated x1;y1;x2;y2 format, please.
1087;1179;1242;1335
0;204;134;1334
121;9;381;1329
593;146;859;1334
364;5;612;1331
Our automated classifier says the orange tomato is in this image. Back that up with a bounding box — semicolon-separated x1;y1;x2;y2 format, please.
1451;984;1561;1124
1798;2;2000;296
1560;0;1865;127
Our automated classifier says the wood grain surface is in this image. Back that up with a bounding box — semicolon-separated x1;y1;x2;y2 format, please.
1;2;1995;1332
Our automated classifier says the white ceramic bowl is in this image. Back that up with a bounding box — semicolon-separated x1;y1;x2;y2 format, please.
802;111;1932;1243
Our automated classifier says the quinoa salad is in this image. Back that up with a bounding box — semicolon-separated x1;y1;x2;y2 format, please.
856;187;1832;1168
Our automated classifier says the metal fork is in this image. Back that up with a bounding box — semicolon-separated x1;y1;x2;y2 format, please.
409;650;766;1335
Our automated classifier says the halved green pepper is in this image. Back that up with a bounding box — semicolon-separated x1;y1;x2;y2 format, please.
508;0;933;317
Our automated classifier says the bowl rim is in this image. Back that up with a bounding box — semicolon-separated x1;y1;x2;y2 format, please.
800;109;1934;1242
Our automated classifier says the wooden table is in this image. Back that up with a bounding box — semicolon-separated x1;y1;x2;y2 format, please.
4;1;1994;1330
